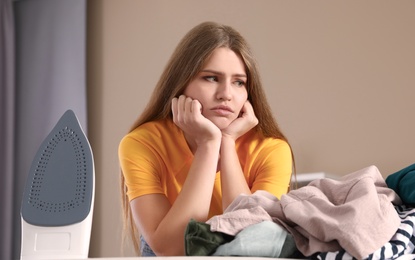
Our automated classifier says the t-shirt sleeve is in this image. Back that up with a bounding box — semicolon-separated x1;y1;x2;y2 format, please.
250;139;293;199
118;134;165;201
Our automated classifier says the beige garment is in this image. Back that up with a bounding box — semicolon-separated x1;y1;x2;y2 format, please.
277;165;402;259
207;192;278;236
207;165;402;259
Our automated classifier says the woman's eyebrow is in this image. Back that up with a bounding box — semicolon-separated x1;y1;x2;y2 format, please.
201;69;247;78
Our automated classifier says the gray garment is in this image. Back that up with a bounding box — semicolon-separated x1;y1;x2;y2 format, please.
213;220;296;257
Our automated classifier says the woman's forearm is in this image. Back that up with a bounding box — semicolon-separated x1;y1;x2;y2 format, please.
150;140;221;255
220;136;251;210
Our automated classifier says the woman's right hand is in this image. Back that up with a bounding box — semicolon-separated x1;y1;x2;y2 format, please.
128;95;222;256
172;95;221;146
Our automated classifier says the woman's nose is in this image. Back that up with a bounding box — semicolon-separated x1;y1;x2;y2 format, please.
216;81;232;101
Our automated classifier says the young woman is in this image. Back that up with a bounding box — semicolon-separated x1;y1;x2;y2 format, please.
118;21;294;256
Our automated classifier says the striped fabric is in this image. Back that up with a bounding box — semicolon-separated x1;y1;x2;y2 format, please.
317;205;415;260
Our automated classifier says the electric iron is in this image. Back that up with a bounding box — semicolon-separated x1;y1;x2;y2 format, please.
20;110;94;259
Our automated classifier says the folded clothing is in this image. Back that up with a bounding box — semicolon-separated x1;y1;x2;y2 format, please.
185;219;233;256
184;219;297;258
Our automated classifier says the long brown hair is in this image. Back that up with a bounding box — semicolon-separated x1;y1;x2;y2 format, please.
121;21;295;254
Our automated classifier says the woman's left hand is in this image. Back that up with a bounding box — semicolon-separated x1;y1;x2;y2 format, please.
221;100;258;141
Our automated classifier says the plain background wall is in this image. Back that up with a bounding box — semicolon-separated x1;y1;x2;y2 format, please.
86;0;415;257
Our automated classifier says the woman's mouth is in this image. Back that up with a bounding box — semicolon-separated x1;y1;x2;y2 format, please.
211;105;234;116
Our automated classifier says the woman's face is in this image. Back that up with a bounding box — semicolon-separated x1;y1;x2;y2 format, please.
184;47;248;130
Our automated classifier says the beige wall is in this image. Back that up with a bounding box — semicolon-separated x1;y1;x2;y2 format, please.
87;0;415;257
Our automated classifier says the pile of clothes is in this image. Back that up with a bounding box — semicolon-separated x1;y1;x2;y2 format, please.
185;164;415;260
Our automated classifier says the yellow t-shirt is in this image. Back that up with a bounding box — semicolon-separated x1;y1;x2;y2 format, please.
119;119;292;218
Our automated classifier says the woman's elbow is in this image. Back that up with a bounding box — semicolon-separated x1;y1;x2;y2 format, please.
148;238;185;256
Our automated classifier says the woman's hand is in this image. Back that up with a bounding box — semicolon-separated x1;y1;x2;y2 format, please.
221;100;258;141
172;95;221;146
219;100;257;209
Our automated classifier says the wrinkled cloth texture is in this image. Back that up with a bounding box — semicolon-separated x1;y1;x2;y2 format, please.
185;219;233;256
207;203;274;235
316;205;415;260
212;220;297;258
207;165;402;259
386;163;415;206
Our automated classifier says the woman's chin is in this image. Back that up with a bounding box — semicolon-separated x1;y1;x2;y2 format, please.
210;117;233;130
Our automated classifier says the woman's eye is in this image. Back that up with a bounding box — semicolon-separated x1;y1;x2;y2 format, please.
204;76;217;82
235;80;246;87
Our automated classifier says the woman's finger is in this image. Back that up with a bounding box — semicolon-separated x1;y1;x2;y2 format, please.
185;96;193;114
177;95;187;112
191;99;202;115
171;97;178;121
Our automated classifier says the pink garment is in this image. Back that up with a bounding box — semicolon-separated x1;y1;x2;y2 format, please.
207;165;402;259
207;193;276;235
